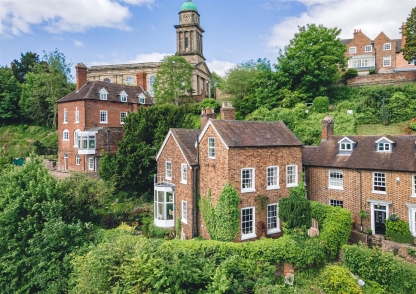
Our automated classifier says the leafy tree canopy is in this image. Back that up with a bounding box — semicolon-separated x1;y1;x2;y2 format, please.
275;24;347;100
0;67;21;123
153;55;194;105
11;51;40;83
209;71;225;99
402;7;416;64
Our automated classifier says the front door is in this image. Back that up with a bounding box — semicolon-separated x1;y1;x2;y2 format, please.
374;205;387;235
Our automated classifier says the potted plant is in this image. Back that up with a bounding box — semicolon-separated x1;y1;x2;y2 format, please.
360;210;370;219
389;213;399;221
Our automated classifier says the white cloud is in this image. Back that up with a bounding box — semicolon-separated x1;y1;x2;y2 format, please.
73;40;83;47
267;0;415;53
0;0;154;36
207;59;235;77
89;52;170;66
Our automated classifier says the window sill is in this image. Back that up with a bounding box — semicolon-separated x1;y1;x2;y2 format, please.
287;183;298;188
267;186;280;190
372;190;387;195
120;122;125;124
181;219;187;224
241;188;256;193
208;156;216;159
241;233;256;240
267;228;281;235
165;177;172;181
75;121;79;124
63;122;68;124
411;195;416;198
62;140;69;142
328;186;344;191
180;180;187;185
100;122;108;124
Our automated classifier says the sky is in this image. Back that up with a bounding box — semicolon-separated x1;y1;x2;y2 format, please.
0;0;415;78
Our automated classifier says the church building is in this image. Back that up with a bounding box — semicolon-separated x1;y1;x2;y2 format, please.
82;0;211;101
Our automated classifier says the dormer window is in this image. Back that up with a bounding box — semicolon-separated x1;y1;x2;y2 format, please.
99;88;108;100
338;137;355;155
375;137;394;152
119;90;128;102
138;93;146;104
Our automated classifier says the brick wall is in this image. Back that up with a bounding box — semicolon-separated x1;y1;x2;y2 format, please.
347;71;416;86
305;167;416;231
157;135;194;239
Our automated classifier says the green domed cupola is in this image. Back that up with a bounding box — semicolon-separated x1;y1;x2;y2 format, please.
181;0;198;12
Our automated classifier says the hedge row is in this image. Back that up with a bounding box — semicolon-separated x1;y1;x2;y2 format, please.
343;244;416;294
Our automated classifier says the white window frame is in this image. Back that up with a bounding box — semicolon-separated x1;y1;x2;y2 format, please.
286;165;298;187
75;154;80;166
181;200;187;224
241;207;256;240
120;112;127;124
88;157;94;170
75;107;79;123
412;175;416;198
340;142;353;151
181;163;187;184
100;110;108;124
365;45;372;52
328;169;343;190
74;129;81;147
266;166;279;190
383;43;391;51
377;142;391;152
165;161;172;180
349;46;357;54
241;168;255;193
63;109;68;124
267;203;280;235
329;199;344;208
383;56;391;67
372;172;386;194
62;129;69;141
208;137;215;158
407;205;416;237
99;88;108;100
120;95;127;102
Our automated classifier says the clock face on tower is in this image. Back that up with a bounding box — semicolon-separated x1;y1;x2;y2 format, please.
183;14;190;21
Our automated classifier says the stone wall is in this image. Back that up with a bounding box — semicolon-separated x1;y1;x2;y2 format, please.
347;71;416;87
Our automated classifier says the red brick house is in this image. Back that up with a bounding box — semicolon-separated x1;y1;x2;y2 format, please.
343;24;416;75
155;103;303;241
57;63;154;173
303;115;416;237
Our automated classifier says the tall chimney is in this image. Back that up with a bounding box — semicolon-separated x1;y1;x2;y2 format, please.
136;72;147;91
220;101;235;120
322;114;334;141
200;107;216;129
401;22;407;48
75;63;87;90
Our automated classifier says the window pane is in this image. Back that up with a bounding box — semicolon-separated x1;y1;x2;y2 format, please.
267;204;278;230
329;170;343;187
373;173;386;191
267;167;278;187
242;169;253;189
166;203;174;220
242;208;253;234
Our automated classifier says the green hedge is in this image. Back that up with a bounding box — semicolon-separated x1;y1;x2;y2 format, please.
343;244;416;294
385;218;414;244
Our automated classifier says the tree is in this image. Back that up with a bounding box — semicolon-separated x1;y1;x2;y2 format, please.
275;24;348;100
0;67;21;123
11;51;40;83
99;104;196;197
402;7;416;64
0;157;90;293
153;55;194;104
209;71;224;99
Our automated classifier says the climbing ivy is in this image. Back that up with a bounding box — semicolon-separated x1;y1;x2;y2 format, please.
199;184;240;242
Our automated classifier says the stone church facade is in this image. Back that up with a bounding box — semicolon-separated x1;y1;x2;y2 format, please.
85;0;211;101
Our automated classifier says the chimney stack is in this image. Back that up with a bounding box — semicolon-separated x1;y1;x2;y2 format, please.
75;63;87;90
200;107;216;129
220;101;235;120
401;22;407;48
136;72;147;91
322;114;334;141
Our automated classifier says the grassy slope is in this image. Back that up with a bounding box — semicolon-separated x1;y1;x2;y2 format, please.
356;122;407;135
0;125;57;158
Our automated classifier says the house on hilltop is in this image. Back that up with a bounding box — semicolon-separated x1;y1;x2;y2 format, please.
343;24;416;76
57;67;153;173
154;102;303;241
303;115;416;237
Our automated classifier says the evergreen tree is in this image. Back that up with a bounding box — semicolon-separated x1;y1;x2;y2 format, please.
0;67;21;123
402;7;416;64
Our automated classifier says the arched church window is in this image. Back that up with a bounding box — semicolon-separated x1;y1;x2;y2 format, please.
103;78;111;83
125;76;133;85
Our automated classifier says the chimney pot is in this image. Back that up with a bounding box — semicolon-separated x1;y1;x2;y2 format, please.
75;63;88;91
321;114;334;141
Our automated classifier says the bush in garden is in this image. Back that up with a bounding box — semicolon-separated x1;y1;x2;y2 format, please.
343;244;416;294
312;96;329;113
343;68;359;80
320;265;362;294
385;218;414;244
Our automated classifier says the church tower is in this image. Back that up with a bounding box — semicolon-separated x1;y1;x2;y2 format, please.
175;0;205;64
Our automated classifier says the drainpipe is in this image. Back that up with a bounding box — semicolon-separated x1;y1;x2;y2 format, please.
192;133;200;238
106;129;110;152
355;169;363;231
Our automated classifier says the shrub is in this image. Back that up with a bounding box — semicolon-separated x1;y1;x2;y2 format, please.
148;222;171;239
320;265;362;294
312;96;329;113
343;244;416;294
199;98;220;112
343;68;359;80
385;218;414;244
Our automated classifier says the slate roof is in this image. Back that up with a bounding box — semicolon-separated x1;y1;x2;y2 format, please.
208;120;303;147
57;81;154;105
170;128;200;165
341;38;352;45
303;135;416;172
